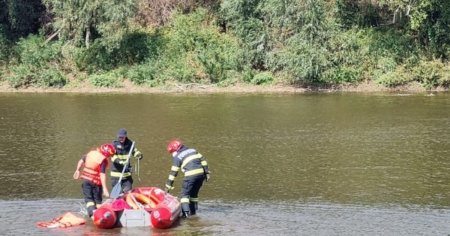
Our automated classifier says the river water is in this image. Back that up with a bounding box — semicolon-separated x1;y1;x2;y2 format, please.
0;92;449;235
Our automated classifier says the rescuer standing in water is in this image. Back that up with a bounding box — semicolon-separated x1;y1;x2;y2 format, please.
111;128;143;194
165;139;210;218
73;143;116;218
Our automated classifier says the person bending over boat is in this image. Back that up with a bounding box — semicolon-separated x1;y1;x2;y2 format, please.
111;128;143;194
73;143;116;218
165;139;210;218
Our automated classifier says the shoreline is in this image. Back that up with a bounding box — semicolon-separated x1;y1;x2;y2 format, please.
0;80;447;94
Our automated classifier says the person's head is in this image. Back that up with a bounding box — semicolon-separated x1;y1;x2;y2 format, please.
167;139;183;154
99;143;116;158
117;128;127;144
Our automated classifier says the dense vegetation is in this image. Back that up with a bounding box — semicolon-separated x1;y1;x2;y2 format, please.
0;0;449;89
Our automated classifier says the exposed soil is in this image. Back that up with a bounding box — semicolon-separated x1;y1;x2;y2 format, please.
0;80;446;94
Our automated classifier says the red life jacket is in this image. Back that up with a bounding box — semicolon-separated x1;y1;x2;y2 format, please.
80;150;107;186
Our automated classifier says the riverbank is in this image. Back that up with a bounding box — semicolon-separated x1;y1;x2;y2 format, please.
0;80;447;94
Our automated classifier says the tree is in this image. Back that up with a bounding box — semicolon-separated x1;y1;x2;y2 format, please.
0;0;45;40
43;0;137;48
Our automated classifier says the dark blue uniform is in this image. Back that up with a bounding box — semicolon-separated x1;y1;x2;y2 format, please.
165;145;209;217
111;138;143;193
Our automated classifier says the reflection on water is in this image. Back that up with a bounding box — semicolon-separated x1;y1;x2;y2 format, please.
1;199;450;235
0;92;449;235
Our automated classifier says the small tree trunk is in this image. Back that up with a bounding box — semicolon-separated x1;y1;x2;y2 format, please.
85;28;91;48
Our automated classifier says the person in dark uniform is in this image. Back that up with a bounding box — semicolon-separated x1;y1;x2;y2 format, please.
165;139;210;218
73;143;116;218
110;128;143;194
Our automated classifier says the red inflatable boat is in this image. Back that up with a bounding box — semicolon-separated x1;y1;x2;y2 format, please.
93;187;181;229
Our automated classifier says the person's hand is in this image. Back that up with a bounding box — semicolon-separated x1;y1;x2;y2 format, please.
103;188;110;198
73;170;80;179
205;173;210;182
136;153;143;160
164;186;174;194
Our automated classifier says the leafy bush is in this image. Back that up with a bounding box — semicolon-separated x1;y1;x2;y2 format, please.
88;72;122;88
6;65;66;88
375;68;412;87
6;64;36;88
75;30;163;73
15;35;62;67
163;9;243;84
126;63;161;86
411;60;445;88
39;68;66;87
0;27;10;66
322;66;362;84
5;35;66;88
251;72;273;85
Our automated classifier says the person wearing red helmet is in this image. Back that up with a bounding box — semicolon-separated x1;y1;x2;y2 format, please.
73;143;116;218
110;128;143;194
165;139;210;218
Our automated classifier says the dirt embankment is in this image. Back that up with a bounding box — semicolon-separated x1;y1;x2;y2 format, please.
0;80;446;94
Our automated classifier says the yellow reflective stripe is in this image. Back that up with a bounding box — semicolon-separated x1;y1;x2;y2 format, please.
111;171;132;177
180;198;190;203
181;154;202;169
184;168;204;176
190;197;198;202
168;175;176;180
116;154;129;160
111;156;119;162
171;166;180;171
165;184;174;189
86;202;95;207
201;160;207;166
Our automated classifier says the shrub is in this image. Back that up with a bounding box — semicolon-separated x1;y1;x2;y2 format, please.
39;68;66;87
15;35;62;67
6;64;66;88
88;72;121;88
163;9;243;84
376;67;412;87
322;66;362;84
411;60;446;89
126;63;160;86
251;72;273;85
0;28;10;66
75;30;163;73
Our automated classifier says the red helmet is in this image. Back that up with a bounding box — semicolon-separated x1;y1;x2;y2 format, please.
99;143;116;157
167;140;182;153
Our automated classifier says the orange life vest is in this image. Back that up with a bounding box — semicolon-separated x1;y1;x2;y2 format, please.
80;150;107;186
36;212;86;228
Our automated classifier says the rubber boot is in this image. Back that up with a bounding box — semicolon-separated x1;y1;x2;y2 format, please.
181;203;191;218
189;202;197;215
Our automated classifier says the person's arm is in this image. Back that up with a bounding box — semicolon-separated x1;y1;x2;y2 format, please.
200;153;210;182
73;155;86;179
165;157;181;192
100;160;109;197
100;173;109;197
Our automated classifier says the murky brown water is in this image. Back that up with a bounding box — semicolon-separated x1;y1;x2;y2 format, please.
0;92;449;235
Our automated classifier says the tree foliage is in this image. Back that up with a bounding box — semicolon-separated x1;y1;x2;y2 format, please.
43;0;138;47
0;0;449;89
0;0;45;40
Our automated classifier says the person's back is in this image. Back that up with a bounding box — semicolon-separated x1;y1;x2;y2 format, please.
164;139;210;217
